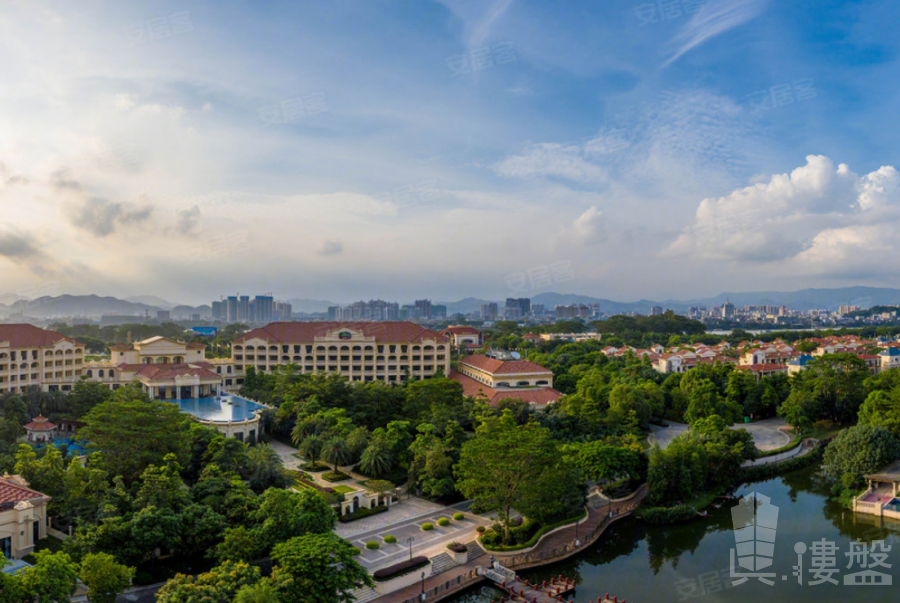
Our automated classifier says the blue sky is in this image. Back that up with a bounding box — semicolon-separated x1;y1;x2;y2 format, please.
1;0;899;305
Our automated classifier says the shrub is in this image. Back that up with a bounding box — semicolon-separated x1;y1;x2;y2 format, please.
351;547;361;556
373;557;430;582
384;535;397;544
476;526;486;533
453;512;465;521
322;471;351;482
366;541;380;550
437;518;450;527
447;542;467;553
300;462;329;472
479;510;587;552
339;505;389;523
421;523;434;531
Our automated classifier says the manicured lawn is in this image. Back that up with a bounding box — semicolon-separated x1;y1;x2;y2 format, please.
322;471;351;482
332;485;356;494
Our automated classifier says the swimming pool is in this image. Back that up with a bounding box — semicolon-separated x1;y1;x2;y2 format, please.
886;498;900;512
173;394;266;423
35;437;93;456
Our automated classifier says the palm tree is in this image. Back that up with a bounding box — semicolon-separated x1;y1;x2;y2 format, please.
246;443;286;491
298;435;324;468
322;437;352;474
360;437;394;478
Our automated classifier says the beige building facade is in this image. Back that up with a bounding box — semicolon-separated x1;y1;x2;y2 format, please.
232;322;450;383
0;325;85;395
0;475;50;560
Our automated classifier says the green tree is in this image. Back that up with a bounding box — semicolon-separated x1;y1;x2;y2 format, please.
79;553;135;603
65;378;114;420
245;443;287;492
456;410;582;540
156;561;260;603
17;550;79;603
321;437;352;474
858;390;900;436
297;435;324;467
134;454;191;512
214;525;262;563
823;425;900;490
359;432;394;478
78;384;192;483
233;580;281;603
253;488;336;554
270;534;373;603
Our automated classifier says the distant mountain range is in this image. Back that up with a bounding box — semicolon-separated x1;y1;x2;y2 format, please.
2;287;900;321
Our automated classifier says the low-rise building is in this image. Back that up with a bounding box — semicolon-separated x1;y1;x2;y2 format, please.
440;326;483;349
0;475;50;560
456;354;553;388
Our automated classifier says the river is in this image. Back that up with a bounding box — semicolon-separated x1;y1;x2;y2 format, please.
445;463;900;602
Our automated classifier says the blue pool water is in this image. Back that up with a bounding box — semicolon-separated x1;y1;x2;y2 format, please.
886;498;900;512
35;437;93;456
173;394;266;423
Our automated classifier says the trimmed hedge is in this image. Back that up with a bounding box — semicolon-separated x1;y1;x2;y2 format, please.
447;542;467;553
373;557;430;582
453;512;465;521
300;462;329;472
339;505;389;523
479;510;587;552
365;541;380;550
476;526;486;533
637;505;697;525
384;535;397;544
351;547;361;556
421;523;434;531
437;518;450;527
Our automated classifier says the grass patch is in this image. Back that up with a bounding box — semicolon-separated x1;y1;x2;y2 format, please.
322;471;351;482
479;510;587;552
300;462;329;472
332;485;356;494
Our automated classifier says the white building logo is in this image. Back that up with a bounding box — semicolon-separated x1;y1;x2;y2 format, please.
728;492;893;588
730;491;778;585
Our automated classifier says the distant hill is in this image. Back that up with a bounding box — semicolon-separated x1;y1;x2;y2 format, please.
0;295;210;320
125;295;177;309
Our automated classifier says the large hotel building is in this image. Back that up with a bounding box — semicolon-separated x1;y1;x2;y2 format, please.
0;325;85;394
231;322;450;383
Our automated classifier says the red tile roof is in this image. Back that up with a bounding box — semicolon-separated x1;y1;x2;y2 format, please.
459;354;552;376
0;476;46;505
440;326;480;336
449;371;562;407
0;324;80;348
234;322;447;344
23;415;56;431
119;363;221;381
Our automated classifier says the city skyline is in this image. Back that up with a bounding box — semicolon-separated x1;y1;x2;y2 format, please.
1;1;899;305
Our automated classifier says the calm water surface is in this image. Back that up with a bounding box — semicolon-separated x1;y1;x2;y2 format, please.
446;463;900;603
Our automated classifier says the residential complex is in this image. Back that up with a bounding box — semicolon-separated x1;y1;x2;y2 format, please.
0;324;85;395
211;294;292;323
450;353;561;407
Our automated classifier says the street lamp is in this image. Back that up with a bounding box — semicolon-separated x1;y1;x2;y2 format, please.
420;571;426;601
407;537;415;561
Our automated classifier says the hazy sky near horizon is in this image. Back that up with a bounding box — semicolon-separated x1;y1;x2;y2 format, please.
2;0;900;305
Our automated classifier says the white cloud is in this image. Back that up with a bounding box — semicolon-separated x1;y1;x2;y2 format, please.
663;0;768;68
493;142;607;183
669;156;900;271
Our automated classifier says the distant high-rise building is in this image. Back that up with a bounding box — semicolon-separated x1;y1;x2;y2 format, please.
328;306;341;320
650;306;663;316
505;298;530;320
414;299;432;319
238;296;251;322
480;303;498;320
157;310;170;321
226;296;239;322
838;305;861;316
273;301;292;320
212;300;225;320
722;300;735;319
432;304;447;318
254;295;274;323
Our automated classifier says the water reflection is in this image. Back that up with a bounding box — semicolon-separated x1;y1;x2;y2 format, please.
444;463;900;602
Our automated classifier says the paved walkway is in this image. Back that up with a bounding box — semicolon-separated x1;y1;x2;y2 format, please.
650;417;792;452
368;488;646;603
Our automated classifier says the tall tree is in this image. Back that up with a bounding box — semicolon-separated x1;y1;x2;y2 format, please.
79;553;135;603
270;534;373;603
78;384;192;483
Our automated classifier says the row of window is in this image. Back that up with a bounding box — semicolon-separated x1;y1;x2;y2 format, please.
0;349;83;360
235;344;446;354
239;364;438;374
236;355;443;362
